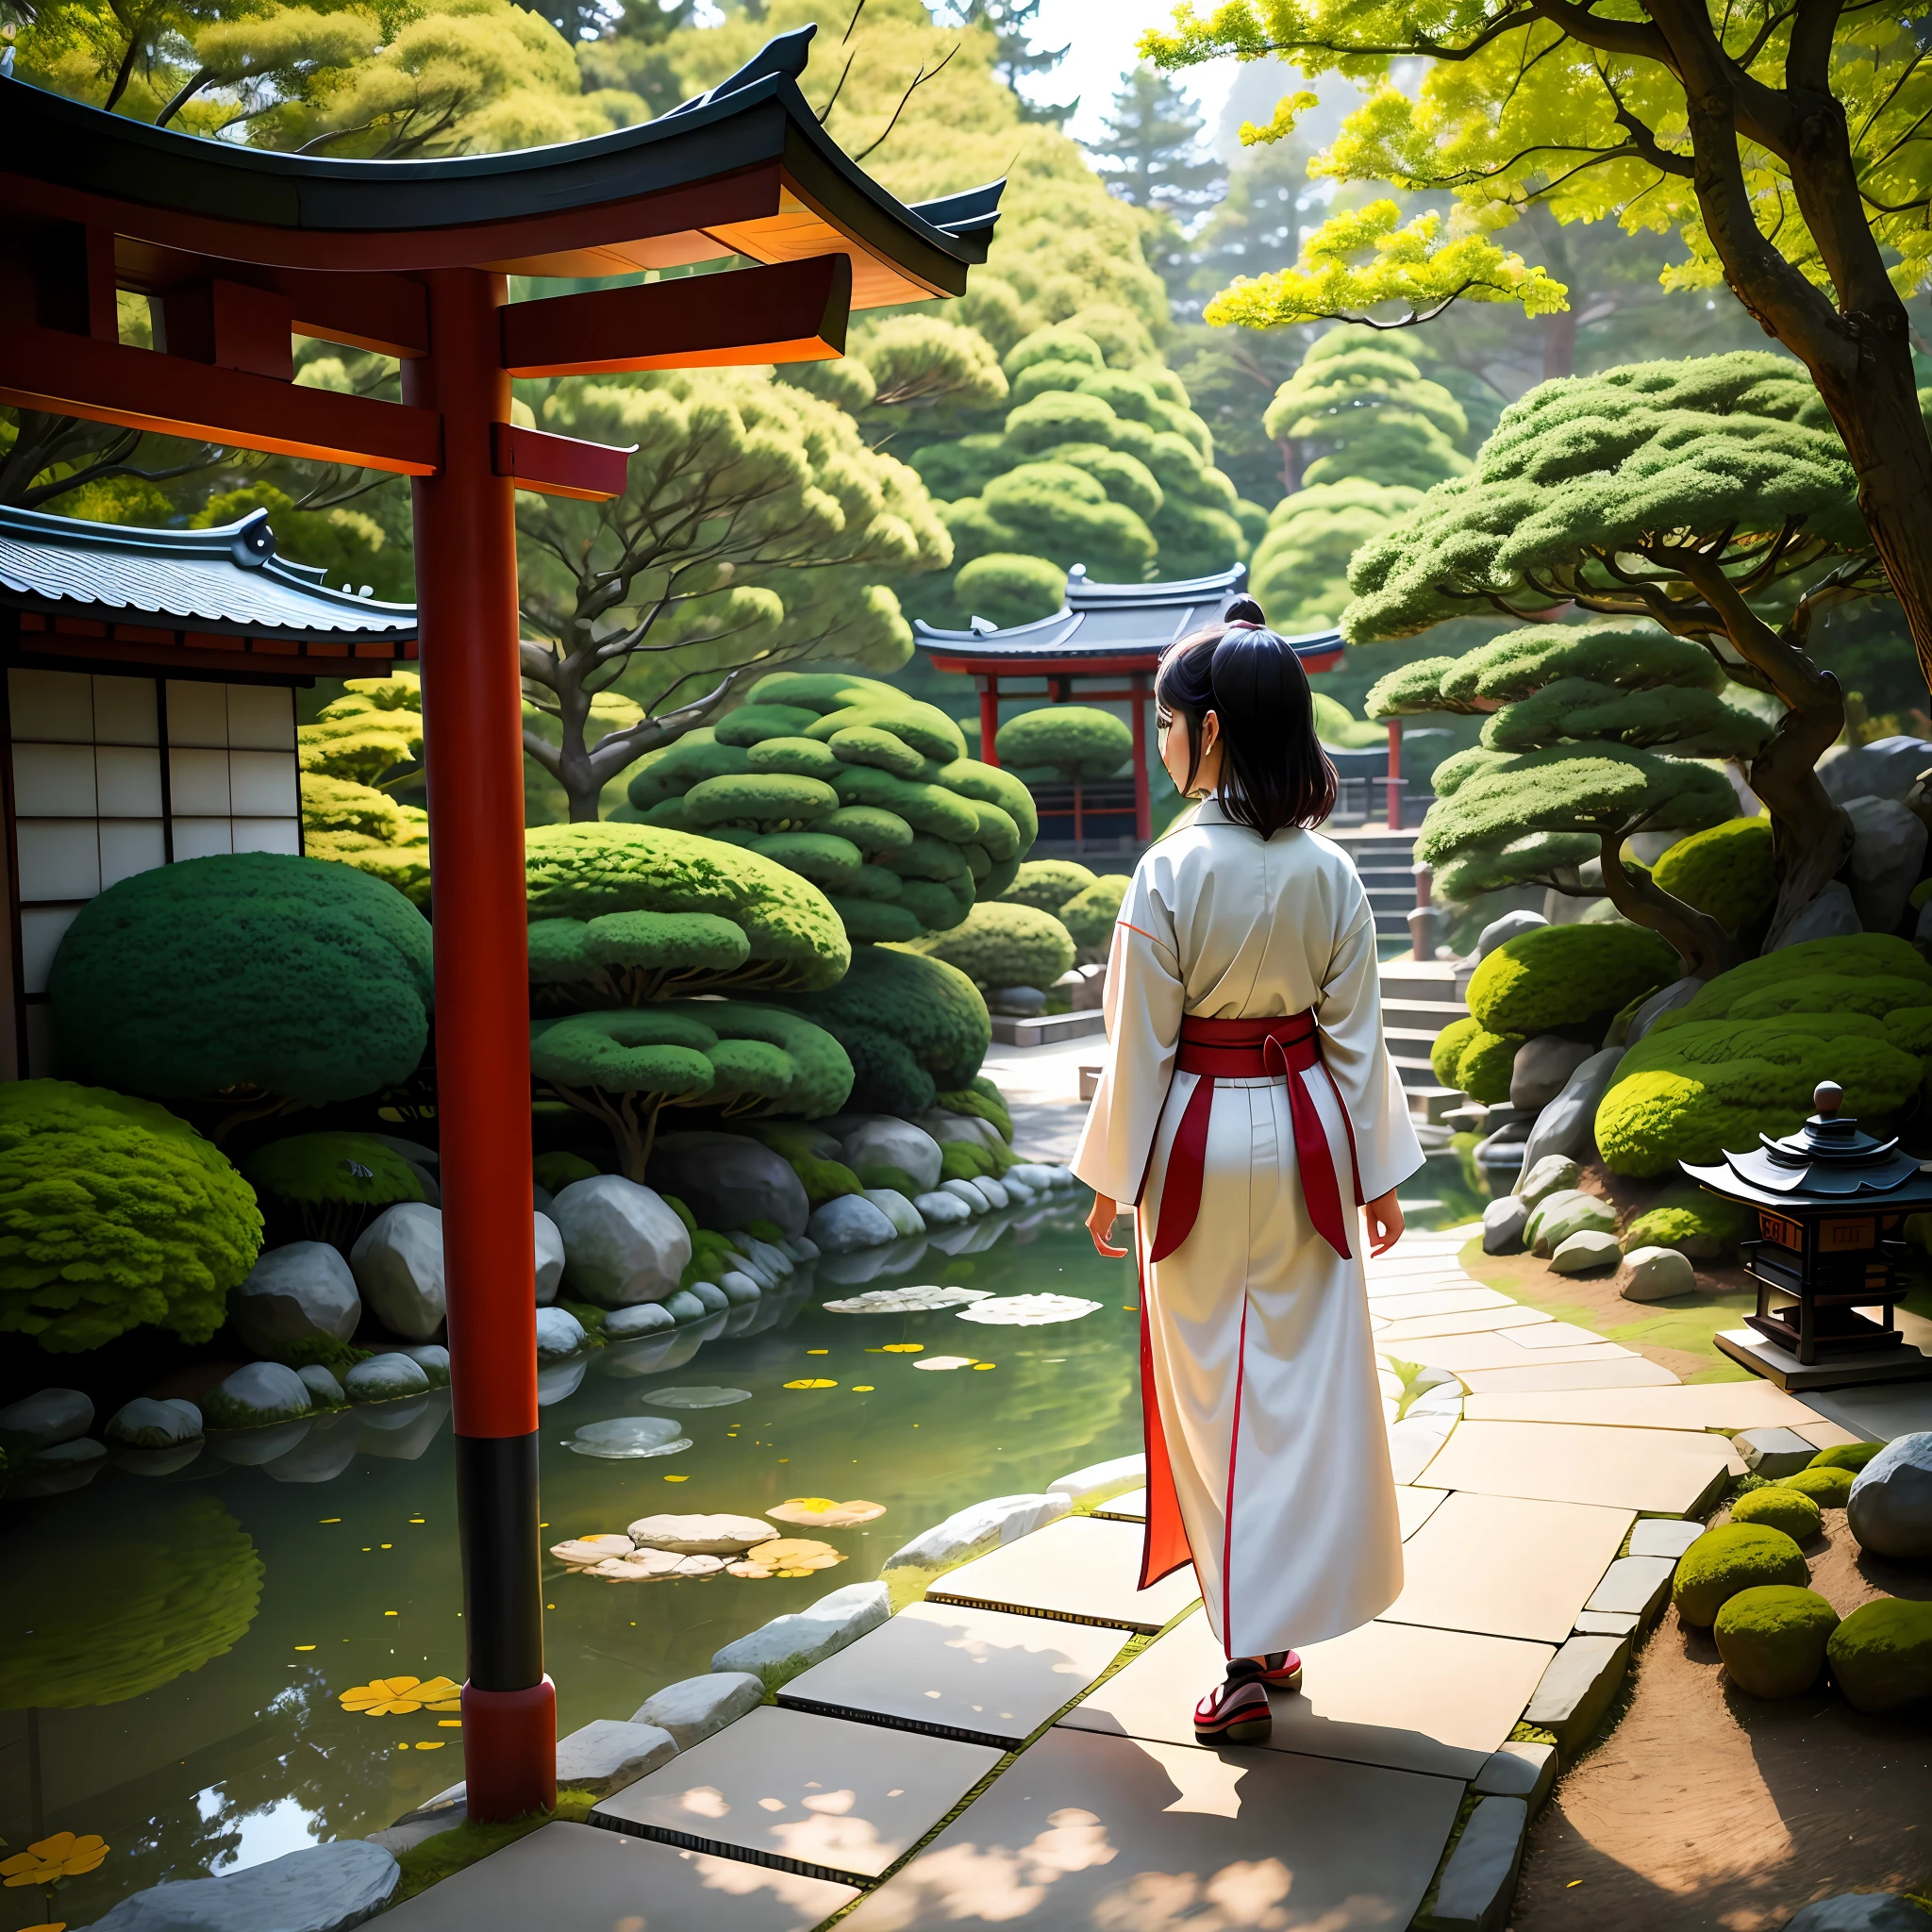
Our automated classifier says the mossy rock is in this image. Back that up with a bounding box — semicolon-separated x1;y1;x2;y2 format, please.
1466;923;1679;1035
1774;1465;1855;1507
1808;1441;1883;1473
1713;1585;1839;1699
1524;1189;1618;1257
1827;1596;1932;1712
1730;1486;1824;1542
1431;1016;1479;1090
1619;1186;1753;1260
1673;1523;1810;1627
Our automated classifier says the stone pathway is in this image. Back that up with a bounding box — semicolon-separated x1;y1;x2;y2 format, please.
385;1221;1877;1932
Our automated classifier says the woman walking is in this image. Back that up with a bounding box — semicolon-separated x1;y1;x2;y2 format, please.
1073;601;1423;1747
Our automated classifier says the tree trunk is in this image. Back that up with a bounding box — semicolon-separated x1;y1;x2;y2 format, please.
1276;437;1302;495
1749;699;1856;947
1596;835;1748;979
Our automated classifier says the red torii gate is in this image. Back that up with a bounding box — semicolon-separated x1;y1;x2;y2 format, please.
0;26;1000;1819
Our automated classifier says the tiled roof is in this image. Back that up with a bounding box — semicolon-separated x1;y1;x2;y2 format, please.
0;505;418;641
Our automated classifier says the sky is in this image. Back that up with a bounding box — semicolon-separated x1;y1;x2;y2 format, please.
1016;0;1241;148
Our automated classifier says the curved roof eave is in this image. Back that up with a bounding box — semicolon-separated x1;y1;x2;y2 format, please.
0;42;1003;297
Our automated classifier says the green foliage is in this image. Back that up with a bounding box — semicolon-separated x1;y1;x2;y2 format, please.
1001;858;1099;915
1672;1524;1810;1628
1713;1586;1839;1700
784;945;991;1117
535;1152;601;1193
1059;874;1131;950
995;705;1134;781
1619;1187;1752;1260
1431;1016;1480;1090
1431;1021;1523;1104
1467;923;1678;1035
1596;936;1932;1175
941;1138;999;1181
243;1132;429;1246
935;1074;1015;1143
525;822;849;1004
1826;1598;1932;1714
953;553;1069;627
1263;329;1469;492
1650;819;1777;940
51;852;433;1114
791;1156;864;1208
907;901;1077;991
531;1000;852;1181
0;1493;262;1708
1311;691;1385;749
0;1080;262;1354
1728;1488;1824;1542
191;484;410;601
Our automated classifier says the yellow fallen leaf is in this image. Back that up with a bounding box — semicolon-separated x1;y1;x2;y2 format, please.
664;1474;689;1482
294;1645;316;1652
783;1379;837;1390
852;1385;875;1391
973;1363;996;1371
881;1343;924;1354
415;1740;445;1750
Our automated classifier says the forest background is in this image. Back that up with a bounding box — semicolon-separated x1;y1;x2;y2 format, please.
6;0;1930;832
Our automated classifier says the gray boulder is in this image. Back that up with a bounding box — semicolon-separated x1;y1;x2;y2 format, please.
1476;909;1546;957
535;1307;588;1358
1846;1431;1932;1559
397;1343;450;1387
710;1580;891;1687
349;1204;446;1341
1624;975;1705;1047
646;1131;810;1241
940;1177;991;1216
1048;1455;1145;1507
1771;881;1862;950
1528;1189;1616;1255
551;1175;691;1306
80;1840;397;1932
0;1387;92;1447
988;985;1047;1017
684;1281;729;1315
297;1366;347;1409
230;1242;361;1356
1513;1048;1624;1180
914;1189;973;1228
864;1188;927;1239
344;1354;430;1404
1510;1036;1599;1113
1481;1195;1529;1255
203;1362;312;1429
659;1289;708;1324
717;1270;762;1306
553;1718;678;1794
1819;735;1932;804
533;1211;565;1306
1784;1896;1932;1932
1429;1793;1527;1932
839;1117;945;1193
968;1175;1010;1210
1735;1426;1819;1478
882;1493;1072;1579
914;1109;1007;1154
632;1672;764;1750
105;1397;203;1449
1621;1245;1696;1302
606;1301;676;1338
1552;1229;1623;1274
1518;1155;1580;1208
1844;794;1929;934
808;1192;900;1254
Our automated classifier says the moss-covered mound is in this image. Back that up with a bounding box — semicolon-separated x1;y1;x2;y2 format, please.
1713;1585;1839;1699
244;1132;429;1247
1467;923;1679;1037
1650;817;1776;939
51;852;433;1110
0;1080;262;1353
525;822;850;1004
1059;875;1130;951
1431;1017;1524;1104
1620;1186;1753;1259
1774;1465;1855;1508
1000;859;1097;916
624;674;1037;941
1826;1597;1932;1713
1730;1486;1824;1542
1807;1441;1883;1474
784;945;991;1116
1674;1523;1810;1627
905;901;1076;991
534;1151;600;1193
1595;935;1932;1176
995;704;1133;781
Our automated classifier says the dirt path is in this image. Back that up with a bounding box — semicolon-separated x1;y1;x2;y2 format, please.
1513;1517;1932;1930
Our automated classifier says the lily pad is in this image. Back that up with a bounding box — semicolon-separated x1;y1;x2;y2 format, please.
645;1386;754;1409
822;1286;994;1314
567;1416;692;1460
767;1497;887;1527
956;1293;1104;1326
744;1537;845;1573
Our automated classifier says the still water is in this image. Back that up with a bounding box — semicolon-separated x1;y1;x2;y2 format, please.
0;1159;1467;1927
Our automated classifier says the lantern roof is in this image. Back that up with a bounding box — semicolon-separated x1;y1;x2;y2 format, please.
1682;1080;1932;1204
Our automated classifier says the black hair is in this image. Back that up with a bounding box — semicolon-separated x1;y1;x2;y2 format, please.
1154;595;1337;838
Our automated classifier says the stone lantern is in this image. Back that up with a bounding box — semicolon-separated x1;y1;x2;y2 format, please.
1683;1081;1932;1389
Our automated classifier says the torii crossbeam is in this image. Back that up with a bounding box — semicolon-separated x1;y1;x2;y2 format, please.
0;26;1001;1820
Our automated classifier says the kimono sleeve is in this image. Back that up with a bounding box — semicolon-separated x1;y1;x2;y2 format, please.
1071;861;1184;1205
1316;906;1425;1204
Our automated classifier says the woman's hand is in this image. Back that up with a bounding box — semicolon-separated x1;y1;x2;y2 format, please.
1088;1192;1130;1258
1364;1189;1405;1257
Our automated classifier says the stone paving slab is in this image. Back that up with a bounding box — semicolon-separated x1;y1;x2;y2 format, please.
1061;1606;1552;1781
1801;1382;1932;1441
1510;1320;1617;1351
1388;1414;1457;1485
776;1600;1125;1748
841;1724;1462;1932
1457;1357;1680;1395
1461;1384;1832;1431
928;1514;1201;1634
1417;1419;1731;1515
376;1821;858;1931
1093;1488;1146;1521
589;1705;1001;1885
1366;1275;1482;1305
1397;1333;1638;1372
1397;1484;1448;1540
1374;1304;1553;1341
1382;1491;1632;1645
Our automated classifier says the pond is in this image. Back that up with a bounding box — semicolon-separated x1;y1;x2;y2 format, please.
0;1164;1465;1928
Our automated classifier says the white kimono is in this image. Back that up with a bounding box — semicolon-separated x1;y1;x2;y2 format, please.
1073;801;1424;1658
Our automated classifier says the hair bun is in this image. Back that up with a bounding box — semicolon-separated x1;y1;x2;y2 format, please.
1222;595;1266;626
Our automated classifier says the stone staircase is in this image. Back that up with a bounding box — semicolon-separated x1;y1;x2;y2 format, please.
1379;958;1468;1129
1326;824;1423;943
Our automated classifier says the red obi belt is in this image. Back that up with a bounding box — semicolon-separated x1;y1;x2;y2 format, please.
1147;1012;1363;1264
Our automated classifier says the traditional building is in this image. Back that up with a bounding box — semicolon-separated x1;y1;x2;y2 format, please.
0;502;416;1075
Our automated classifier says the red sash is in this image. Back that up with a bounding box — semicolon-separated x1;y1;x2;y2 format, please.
1135;1010;1364;1593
